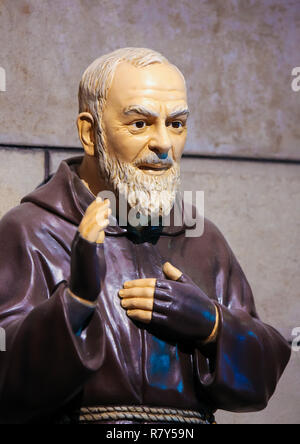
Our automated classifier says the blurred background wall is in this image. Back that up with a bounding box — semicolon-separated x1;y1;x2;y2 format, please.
0;0;299;424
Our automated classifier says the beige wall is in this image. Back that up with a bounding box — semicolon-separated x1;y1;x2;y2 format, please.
1;0;300;159
0;0;299;424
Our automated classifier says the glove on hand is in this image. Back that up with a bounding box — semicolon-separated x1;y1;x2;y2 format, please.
150;269;217;345
69;231;106;303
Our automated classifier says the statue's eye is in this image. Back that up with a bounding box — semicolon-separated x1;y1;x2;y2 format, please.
133;121;146;129
171;121;183;129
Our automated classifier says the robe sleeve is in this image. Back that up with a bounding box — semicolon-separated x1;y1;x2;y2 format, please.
194;240;291;413
0;210;105;423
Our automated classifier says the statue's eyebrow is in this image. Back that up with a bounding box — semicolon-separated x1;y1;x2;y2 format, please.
123;104;190;120
123;105;159;118
168;107;190;119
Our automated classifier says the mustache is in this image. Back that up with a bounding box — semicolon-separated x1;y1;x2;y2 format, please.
133;154;174;168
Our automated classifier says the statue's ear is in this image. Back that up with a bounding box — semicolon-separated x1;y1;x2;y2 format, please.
77;112;96;156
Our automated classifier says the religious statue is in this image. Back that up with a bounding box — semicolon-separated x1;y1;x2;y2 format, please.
0;48;290;424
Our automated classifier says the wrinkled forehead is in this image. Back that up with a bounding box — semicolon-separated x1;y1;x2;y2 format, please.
106;61;187;109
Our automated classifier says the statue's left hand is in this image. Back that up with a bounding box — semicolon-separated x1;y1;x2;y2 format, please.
119;262;218;344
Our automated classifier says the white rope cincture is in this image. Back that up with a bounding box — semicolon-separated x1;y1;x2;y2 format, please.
77;405;214;424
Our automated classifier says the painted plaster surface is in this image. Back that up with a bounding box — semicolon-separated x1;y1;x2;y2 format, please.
0;0;300;159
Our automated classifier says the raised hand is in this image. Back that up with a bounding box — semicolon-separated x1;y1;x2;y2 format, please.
68;197;110;304
79;197;111;244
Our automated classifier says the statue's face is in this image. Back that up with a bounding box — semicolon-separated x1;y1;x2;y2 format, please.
98;61;188;218
101;61;188;170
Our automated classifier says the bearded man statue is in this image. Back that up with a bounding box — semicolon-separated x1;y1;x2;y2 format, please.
0;48;290;424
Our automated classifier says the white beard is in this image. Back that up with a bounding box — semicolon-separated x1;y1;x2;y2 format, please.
97;139;180;219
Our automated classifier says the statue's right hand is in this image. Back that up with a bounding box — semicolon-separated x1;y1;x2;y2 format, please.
78;197;111;244
69;197;110;303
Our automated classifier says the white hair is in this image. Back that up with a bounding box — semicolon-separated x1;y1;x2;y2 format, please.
79;47;169;140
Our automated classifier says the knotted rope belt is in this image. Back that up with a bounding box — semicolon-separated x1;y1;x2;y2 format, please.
75;405;216;424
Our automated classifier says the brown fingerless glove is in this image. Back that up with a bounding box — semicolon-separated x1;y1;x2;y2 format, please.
150;273;217;346
69;232;106;303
